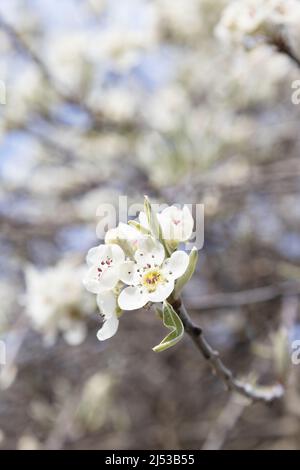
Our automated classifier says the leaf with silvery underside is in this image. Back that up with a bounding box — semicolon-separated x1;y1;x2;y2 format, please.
153;301;184;352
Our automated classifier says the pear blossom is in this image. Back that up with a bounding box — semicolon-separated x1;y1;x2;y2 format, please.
84;197;198;346
83;243;125;294
139;205;194;243
215;0;300;44
118;238;189;311
105;222;144;253
159;205;194;243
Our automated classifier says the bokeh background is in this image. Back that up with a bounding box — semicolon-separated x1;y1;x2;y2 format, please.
1;0;300;450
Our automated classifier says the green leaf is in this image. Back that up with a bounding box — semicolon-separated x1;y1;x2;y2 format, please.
153;301;184;352
174;247;198;299
155;307;163;320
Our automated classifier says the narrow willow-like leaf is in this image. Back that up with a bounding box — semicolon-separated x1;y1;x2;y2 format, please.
153;301;184;352
174;247;198;299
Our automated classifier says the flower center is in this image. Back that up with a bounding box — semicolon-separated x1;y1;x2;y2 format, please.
172;218;181;226
142;270;163;292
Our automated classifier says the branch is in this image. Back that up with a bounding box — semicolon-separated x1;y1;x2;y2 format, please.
172;298;284;404
271;34;300;69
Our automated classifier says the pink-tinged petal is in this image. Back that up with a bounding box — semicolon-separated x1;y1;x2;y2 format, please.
118;286;148;311
97;291;117;319
135;237;165;266
147;280;175;303
162;251;189;280
97;313;119;341
160;205;194;242
119;261;139;286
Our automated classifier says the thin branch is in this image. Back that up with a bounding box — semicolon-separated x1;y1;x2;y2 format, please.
272;34;300;69
172;298;284;404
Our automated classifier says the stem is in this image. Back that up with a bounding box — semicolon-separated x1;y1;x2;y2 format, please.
171;298;284;404
271;34;300;69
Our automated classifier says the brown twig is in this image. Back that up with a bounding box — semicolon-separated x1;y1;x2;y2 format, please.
272;34;300;69
172;298;284;404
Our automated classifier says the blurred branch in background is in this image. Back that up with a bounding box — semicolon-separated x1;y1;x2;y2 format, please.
0;0;300;450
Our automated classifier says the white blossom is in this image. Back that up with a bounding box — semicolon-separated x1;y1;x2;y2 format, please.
83;243;125;294
84;198;196;342
118;237;189;310
215;0;300;44
159;205;194;243
25;259;94;345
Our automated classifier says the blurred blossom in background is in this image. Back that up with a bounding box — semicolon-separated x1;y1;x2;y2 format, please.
0;0;300;450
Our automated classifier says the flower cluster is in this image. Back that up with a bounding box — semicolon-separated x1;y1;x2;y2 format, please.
83;197;198;349
215;0;300;44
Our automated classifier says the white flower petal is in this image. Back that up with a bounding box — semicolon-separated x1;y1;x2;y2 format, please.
83;265;119;293
86;245;107;267
83;266;102;294
182;205;194;241
99;266;120;291
97;291;117;319
105;227;119;244
108;244;125;265
160;205;194;242
162;251;189;280
118;286;148;311
119;261;139;286
86;243;125;268
135;237;165;266
147;280;175;302
97;313;119;341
